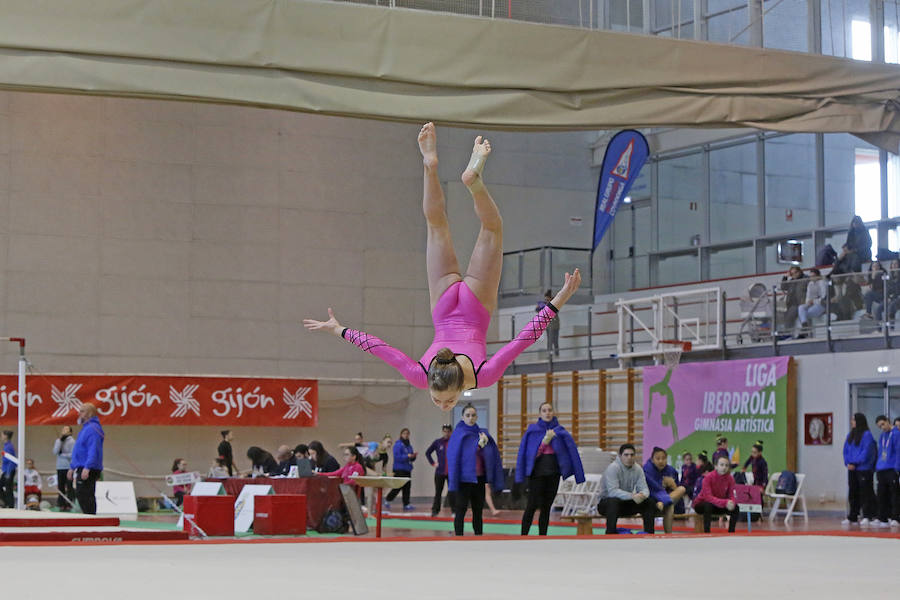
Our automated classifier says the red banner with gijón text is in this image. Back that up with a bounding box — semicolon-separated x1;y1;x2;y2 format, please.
0;375;317;426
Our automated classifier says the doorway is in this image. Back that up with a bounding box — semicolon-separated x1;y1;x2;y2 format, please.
849;381;900;440
452;398;491;434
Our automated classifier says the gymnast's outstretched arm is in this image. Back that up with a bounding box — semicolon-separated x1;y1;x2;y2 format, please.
303;309;428;388
478;269;582;386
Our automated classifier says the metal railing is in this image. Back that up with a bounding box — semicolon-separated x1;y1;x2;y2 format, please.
500;246;593;300
490;264;900;368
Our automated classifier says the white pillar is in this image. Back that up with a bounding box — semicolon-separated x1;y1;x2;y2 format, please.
15;350;26;511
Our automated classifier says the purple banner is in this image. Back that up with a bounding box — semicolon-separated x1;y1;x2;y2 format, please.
642;357;790;473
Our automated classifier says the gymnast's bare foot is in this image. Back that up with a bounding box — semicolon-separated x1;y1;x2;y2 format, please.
418;122;438;169
461;135;491;189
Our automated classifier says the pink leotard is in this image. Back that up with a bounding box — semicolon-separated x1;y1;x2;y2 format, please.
342;281;558;389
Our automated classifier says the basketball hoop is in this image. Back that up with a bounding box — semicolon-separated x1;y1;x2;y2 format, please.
659;340;691;369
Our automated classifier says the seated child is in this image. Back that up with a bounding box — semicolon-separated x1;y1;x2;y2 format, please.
693;456;740;533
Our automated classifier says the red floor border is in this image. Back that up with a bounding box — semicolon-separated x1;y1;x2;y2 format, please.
0;528;896;547
0;517;120;528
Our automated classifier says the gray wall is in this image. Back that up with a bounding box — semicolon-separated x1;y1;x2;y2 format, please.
0;91;597;498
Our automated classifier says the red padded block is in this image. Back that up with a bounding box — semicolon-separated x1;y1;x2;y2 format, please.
253;494;307;535
183;495;235;536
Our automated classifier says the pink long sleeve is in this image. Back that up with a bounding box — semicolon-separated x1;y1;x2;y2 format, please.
342;328;428;389
316;462;365;485
477;305;558;386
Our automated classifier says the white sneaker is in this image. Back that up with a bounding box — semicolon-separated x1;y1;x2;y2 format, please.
874;519;890;528
859;518;871;527
889;519;899;527
840;518;853;526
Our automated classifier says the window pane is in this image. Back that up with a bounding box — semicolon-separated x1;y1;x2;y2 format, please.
824;133;880;226
709;245;755;279
886;1;900;63
764;0;808;52
822;0;871;58
651;0;694;39
854;148;882;222
550;249;589;291
609;0;645;32
710;142;758;242
522;249;542;293
634;203;652;256
500;253;521;293
852;383;886;440
708;4;750;46
765;135;816;235
658;253;699;286
889;152;900;218
851;19;872;60
889;385;900;423
658;153;704;251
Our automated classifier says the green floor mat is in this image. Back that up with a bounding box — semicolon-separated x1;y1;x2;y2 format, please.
369;517;618;536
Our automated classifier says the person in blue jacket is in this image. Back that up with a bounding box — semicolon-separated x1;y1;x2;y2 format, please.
425;424;453;517
1;430;16;508
516;402;584;535
68;403;104;515
874;415;900;527
894;417;900;524
842;412;877;526
643;446;687;534
385;428;416;511
447;403;504;536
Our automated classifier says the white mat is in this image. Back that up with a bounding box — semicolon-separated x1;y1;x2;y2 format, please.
0;535;896;599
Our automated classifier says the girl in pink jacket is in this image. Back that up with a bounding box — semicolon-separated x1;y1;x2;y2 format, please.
317;446;367;488
693;456;740;533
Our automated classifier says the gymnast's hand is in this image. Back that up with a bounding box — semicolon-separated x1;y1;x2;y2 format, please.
303;308;344;337
551;268;583;308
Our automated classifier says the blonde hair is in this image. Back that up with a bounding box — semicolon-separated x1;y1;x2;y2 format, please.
428;348;465;392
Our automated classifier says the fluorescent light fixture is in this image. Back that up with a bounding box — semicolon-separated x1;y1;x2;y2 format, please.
623;196;632;204
876;366;890;374
463;391;473;397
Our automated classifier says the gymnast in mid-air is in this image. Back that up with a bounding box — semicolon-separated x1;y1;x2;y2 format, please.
304;123;582;411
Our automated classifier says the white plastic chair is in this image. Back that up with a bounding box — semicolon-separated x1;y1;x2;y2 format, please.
765;471;808;524
551;477;575;510
560;474;603;517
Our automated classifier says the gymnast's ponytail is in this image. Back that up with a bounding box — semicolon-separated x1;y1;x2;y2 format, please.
428;348;465;392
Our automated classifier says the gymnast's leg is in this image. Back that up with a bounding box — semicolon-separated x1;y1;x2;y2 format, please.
419;122;463;312
461;136;502;315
